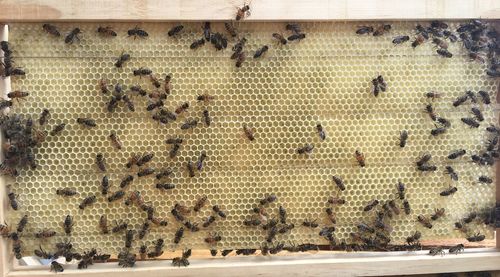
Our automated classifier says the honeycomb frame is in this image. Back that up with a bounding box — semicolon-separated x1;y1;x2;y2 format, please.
1;21;498;261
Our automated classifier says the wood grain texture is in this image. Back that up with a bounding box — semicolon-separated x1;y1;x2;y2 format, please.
0;0;498;21
0;23;12;277
6;249;500;277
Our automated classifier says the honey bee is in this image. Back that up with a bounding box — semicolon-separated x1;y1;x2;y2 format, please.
461;117;480;128
181;119;198;130
118;249;136;267
297;144;314;154
373;24;391;36
260;194;277;205
463;212;477;224
76;117;96;128
425;104;437;121
445;166;458;181
417;164;437;172
108;131;123;150
355;150;366;167
447;149;466;160
96;153;106;172
97;26;117;37
425;91;441;100
392;35;410;44
50;261;64;273
128;26;148;39
137;153;154;166
119;175;134;189
107;190;125;202
184;221;200;232
213;205;227;218
137;167;155;177
174;203;191;214
235;51;246;67
471;107;484;122
478;175;493;184
432;38;448;49
169;207;184;222
193;195;208;212
99;215;109;234
112;221;128;233
478;90;490;104
329;177;346;196
356;26;373;35
129;85;147;96
429;247;445;256
242;124;256;141
174;227;184;244
115;52;131;68
399;130;409;147
56;187;78;197
265;227;278;243
302;219;318;228
42;24;61;37
205;232;222;244
16;215;28;233
405;231;421;245
466;232;485;242
156;183;175;191
168;25;184;37
203;22;211;40
272;33;287;45
169;143;181;159
243;218;260;226
172;249;191;267
417;215;432;229
190;38;205;49
203;109;211;126
287;33;306;41
63;215;73;235
236;2;251;20
156;168;173;179
437;48;453;58
403;200;411;215
7;90;29;100
133;67;152;77
253;45;269;59
125;154;140;169
79;195;96;209
357;222;375;233
411;34;426;48
38;109;50;126
325;196;343;211
48;122;65;137
124;229;134;248
175;102;189;114
449;244;464;254
197;151;207;171
203;215;217;227
164;74;172;95
65;28;81;44
7;187;19;210
35;229;57;238
363;200;379;212
224;22;238;37
431;208;446;221
430;127;447;136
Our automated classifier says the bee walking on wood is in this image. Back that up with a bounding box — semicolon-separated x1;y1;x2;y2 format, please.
168;25;184;37
236;2;251;20
43;24;60;37
128;26;148;39
97;26;117;37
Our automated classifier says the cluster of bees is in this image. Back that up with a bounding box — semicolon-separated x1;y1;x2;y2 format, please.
0;3;499;272
357;19;500;76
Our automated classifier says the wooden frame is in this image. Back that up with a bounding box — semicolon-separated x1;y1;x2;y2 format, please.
0;0;498;21
1;1;500;276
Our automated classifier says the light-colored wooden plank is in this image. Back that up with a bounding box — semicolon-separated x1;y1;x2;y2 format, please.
6;249;500;277
0;23;13;277
0;0;498;21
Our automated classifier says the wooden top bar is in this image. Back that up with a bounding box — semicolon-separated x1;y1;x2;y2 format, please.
0;0;498;22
